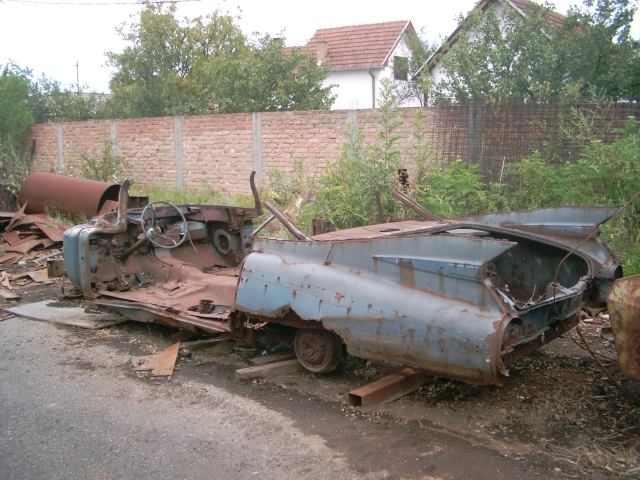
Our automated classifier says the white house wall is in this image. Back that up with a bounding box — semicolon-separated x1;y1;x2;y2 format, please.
325;35;422;110
325;70;378;110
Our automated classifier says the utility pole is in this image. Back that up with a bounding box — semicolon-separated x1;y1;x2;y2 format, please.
75;61;80;93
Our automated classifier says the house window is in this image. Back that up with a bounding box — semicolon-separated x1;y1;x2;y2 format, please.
393;56;408;81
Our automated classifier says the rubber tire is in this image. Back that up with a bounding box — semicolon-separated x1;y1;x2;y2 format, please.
294;328;342;373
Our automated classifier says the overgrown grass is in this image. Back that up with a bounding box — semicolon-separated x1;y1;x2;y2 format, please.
44;207;89;226
131;183;256;208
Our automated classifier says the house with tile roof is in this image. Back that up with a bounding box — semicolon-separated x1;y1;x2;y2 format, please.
295;20;420;110
417;0;566;87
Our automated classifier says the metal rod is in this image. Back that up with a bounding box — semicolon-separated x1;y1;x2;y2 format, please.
392;190;441;222
263;202;312;242
249;171;263;215
118;235;149;262
252;214;275;236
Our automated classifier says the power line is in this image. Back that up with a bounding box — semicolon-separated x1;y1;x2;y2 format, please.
5;0;200;5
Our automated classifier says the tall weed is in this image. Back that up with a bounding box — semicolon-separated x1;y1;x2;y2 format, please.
309;79;407;229
75;140;129;183
415;160;489;218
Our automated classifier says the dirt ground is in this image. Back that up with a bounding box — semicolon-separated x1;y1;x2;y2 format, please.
2;262;640;479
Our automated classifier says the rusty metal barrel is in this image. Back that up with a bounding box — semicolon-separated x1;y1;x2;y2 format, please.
18;172;120;219
607;274;640;380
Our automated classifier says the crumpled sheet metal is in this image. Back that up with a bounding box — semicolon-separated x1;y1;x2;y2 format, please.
234;234;587;385
233;204;618;386
131;342;180;378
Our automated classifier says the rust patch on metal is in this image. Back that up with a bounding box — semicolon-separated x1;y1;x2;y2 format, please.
348;368;434;412
607;275;640;380
19;172;120;219
131;342;180;378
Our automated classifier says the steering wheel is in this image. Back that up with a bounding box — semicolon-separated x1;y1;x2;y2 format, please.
139;200;188;249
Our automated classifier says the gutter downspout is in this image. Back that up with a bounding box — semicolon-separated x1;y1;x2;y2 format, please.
367;69;376;108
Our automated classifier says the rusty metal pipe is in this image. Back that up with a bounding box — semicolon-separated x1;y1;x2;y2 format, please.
264;202;312;242
249;171;263;216
392;190;441;222
97;179;130;234
252;215;275;237
118;233;148;262
19;172;120;219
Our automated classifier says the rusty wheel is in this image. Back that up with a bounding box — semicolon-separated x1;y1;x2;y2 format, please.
294;328;342;373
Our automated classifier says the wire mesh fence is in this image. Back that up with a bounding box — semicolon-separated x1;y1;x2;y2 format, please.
429;101;640;183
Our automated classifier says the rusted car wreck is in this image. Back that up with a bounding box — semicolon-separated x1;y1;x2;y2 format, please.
63;174;621;386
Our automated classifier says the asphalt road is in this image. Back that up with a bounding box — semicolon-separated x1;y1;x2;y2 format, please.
0;317;557;480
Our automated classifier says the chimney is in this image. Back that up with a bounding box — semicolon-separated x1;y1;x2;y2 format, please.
272;37;283;47
316;39;328;62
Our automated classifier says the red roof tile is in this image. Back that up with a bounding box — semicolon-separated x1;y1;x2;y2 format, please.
509;0;566;30
302;21;413;70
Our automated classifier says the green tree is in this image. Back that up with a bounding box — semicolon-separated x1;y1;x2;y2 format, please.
428;0;639;104
556;0;640;99
195;35;335;113
106;3;333;116
29;75;107;123
392;27;436;106
76;140;130;183
430;2;562;104
0;64;33;152
105;2;246;117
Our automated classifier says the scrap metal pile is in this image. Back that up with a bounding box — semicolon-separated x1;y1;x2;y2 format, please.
2;171;637;390
59;172;629;387
0;172;148;298
0;207;66;267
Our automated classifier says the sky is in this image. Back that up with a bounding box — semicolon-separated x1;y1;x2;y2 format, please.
1;0;639;93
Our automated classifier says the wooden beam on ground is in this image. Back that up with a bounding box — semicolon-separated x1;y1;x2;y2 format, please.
249;351;296;366
235;359;304;381
180;338;236;353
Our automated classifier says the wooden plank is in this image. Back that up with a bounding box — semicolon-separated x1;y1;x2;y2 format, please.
249;351;296;366
28;269;51;283
180;338;236;353
0;290;20;300
235;359;304;381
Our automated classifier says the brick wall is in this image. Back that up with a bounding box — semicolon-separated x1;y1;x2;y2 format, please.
27;103;639;194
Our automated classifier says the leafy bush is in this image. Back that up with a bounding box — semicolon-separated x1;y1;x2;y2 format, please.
415;160;489;218
308;79;407;229
75;140;130;183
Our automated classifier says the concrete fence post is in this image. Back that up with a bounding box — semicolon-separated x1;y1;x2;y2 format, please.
467;105;483;165
346;109;357;127
252;112;262;186
174;116;184;190
109;120;117;156
56;124;64;172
